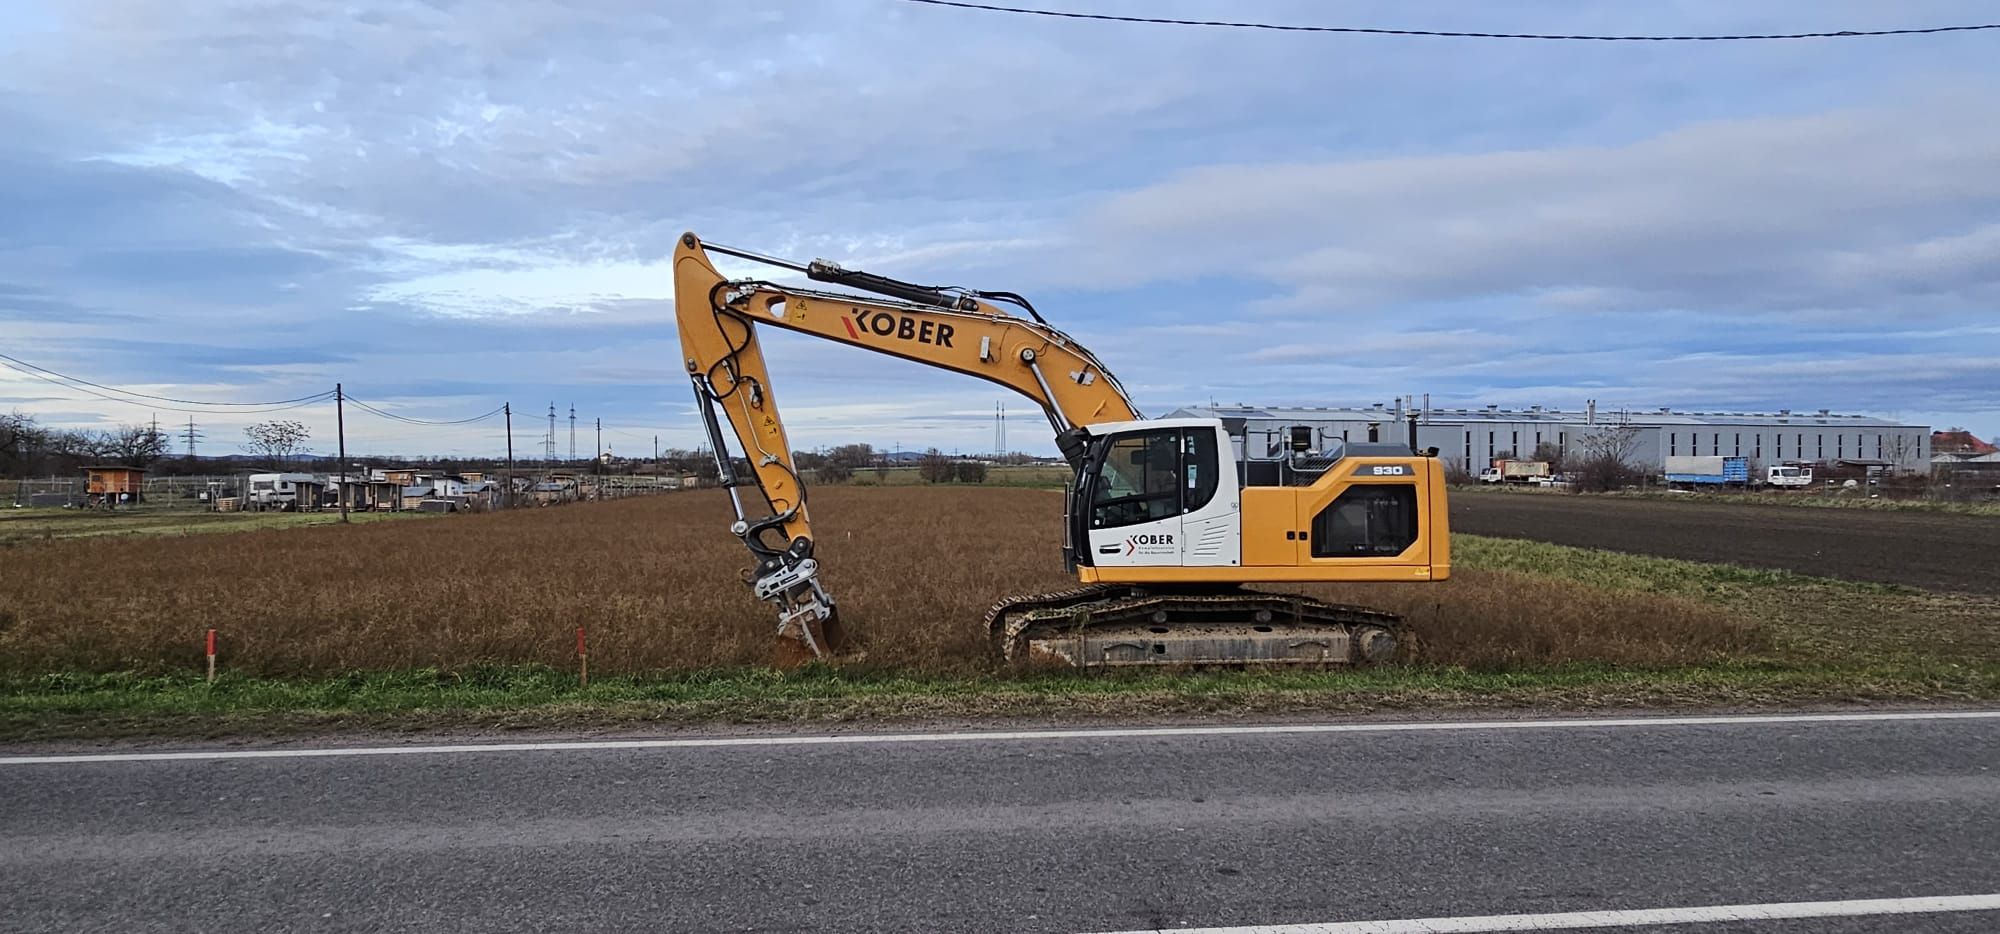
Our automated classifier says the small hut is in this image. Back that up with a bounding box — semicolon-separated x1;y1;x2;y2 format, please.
289;476;328;512
83;465;147;507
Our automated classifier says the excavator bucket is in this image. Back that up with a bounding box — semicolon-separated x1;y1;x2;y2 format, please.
773;611;848;669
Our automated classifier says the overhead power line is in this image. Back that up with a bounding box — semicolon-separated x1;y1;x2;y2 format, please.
344;396;508;427
895;0;2000;41
0;356;335;415
0;351;335;409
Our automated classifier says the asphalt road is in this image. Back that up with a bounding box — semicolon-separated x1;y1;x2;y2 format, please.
4;712;1998;933
1449;491;2000;594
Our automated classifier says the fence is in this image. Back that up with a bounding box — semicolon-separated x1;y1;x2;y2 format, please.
5;473;689;510
2;475;254;509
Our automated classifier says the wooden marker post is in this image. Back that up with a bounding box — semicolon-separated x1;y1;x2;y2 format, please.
576;626;589;688
205;629;218;683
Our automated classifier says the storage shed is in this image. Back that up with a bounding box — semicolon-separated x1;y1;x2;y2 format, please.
82;466;146;507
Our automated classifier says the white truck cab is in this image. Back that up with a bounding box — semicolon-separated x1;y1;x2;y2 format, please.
1766;465;1813;488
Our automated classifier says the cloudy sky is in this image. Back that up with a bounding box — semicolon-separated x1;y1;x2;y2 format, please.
3;0;1997;458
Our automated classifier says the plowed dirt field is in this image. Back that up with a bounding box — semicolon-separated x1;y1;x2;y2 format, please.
1451;491;2000;594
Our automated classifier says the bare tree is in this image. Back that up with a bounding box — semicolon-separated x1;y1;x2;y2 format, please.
919;448;953;483
1572;425;1646;492
1882;433;1921;474
243;420;312;468
826;444;876;472
1579;425;1643;464
1530;441;1567;472
102;424;170;467
0;411;46;476
46;428;97;467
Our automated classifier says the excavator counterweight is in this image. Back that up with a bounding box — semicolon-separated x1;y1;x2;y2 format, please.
672;232;1449;667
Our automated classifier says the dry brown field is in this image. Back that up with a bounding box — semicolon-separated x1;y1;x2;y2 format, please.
0;486;1757;676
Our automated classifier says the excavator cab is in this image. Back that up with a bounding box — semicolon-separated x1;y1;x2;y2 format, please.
1064;418;1237;573
1064;418;1448;584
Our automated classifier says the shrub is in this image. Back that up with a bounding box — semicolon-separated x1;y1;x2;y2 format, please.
1570;454;1647;493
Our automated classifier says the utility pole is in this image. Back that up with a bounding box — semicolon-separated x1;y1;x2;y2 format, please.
181;416;200;459
595;417;602;486
653;434;659;462
335;383;349;523
504;403;515;509
546;402;556;462
569;404;577;463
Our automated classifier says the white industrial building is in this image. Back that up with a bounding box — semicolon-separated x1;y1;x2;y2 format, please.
1166;403;1932;474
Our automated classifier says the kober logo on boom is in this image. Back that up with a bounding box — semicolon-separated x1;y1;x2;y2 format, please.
842;309;956;347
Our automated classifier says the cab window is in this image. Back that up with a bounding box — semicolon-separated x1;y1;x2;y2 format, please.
1310;485;1418;557
1183;428;1218;513
1090;428;1224;529
1091;430;1181;529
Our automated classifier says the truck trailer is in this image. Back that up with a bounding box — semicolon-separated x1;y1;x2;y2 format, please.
1664;456;1750;488
1478;460;1552;484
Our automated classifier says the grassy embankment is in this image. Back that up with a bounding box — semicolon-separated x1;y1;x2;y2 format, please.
1;488;1994;740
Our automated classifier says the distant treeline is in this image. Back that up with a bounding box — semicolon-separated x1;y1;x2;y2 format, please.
4;410;1038;480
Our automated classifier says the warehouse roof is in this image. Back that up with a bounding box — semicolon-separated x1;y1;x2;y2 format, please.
1167;404;1918;429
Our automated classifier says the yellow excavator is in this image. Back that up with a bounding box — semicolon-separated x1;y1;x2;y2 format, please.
673;232;1450;667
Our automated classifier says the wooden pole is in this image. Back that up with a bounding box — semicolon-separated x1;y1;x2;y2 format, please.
504;403;515;509
336;383;350;523
576;626;589;688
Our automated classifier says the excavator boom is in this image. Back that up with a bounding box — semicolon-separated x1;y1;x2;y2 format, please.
674;232;1143;658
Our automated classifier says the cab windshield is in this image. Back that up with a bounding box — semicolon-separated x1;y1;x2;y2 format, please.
1087;427;1219;529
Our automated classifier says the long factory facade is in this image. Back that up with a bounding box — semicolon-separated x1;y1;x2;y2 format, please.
1165;403;1931;474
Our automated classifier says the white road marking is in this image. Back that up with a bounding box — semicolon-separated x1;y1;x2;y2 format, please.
3;709;1994;766
1083;892;2000;933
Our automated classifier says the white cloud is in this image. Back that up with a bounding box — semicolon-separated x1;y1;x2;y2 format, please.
1055;101;2000;313
365;257;677;317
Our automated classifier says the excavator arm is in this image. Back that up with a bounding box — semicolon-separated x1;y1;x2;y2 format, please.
672;232;1139;658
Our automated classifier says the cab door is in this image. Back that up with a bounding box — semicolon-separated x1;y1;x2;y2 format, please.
1083;429;1185;568
1176;425;1239;567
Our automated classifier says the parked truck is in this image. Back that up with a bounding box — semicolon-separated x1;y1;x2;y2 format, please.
1479;460;1552;484
1664;455;1750;488
1764;464;1814;488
